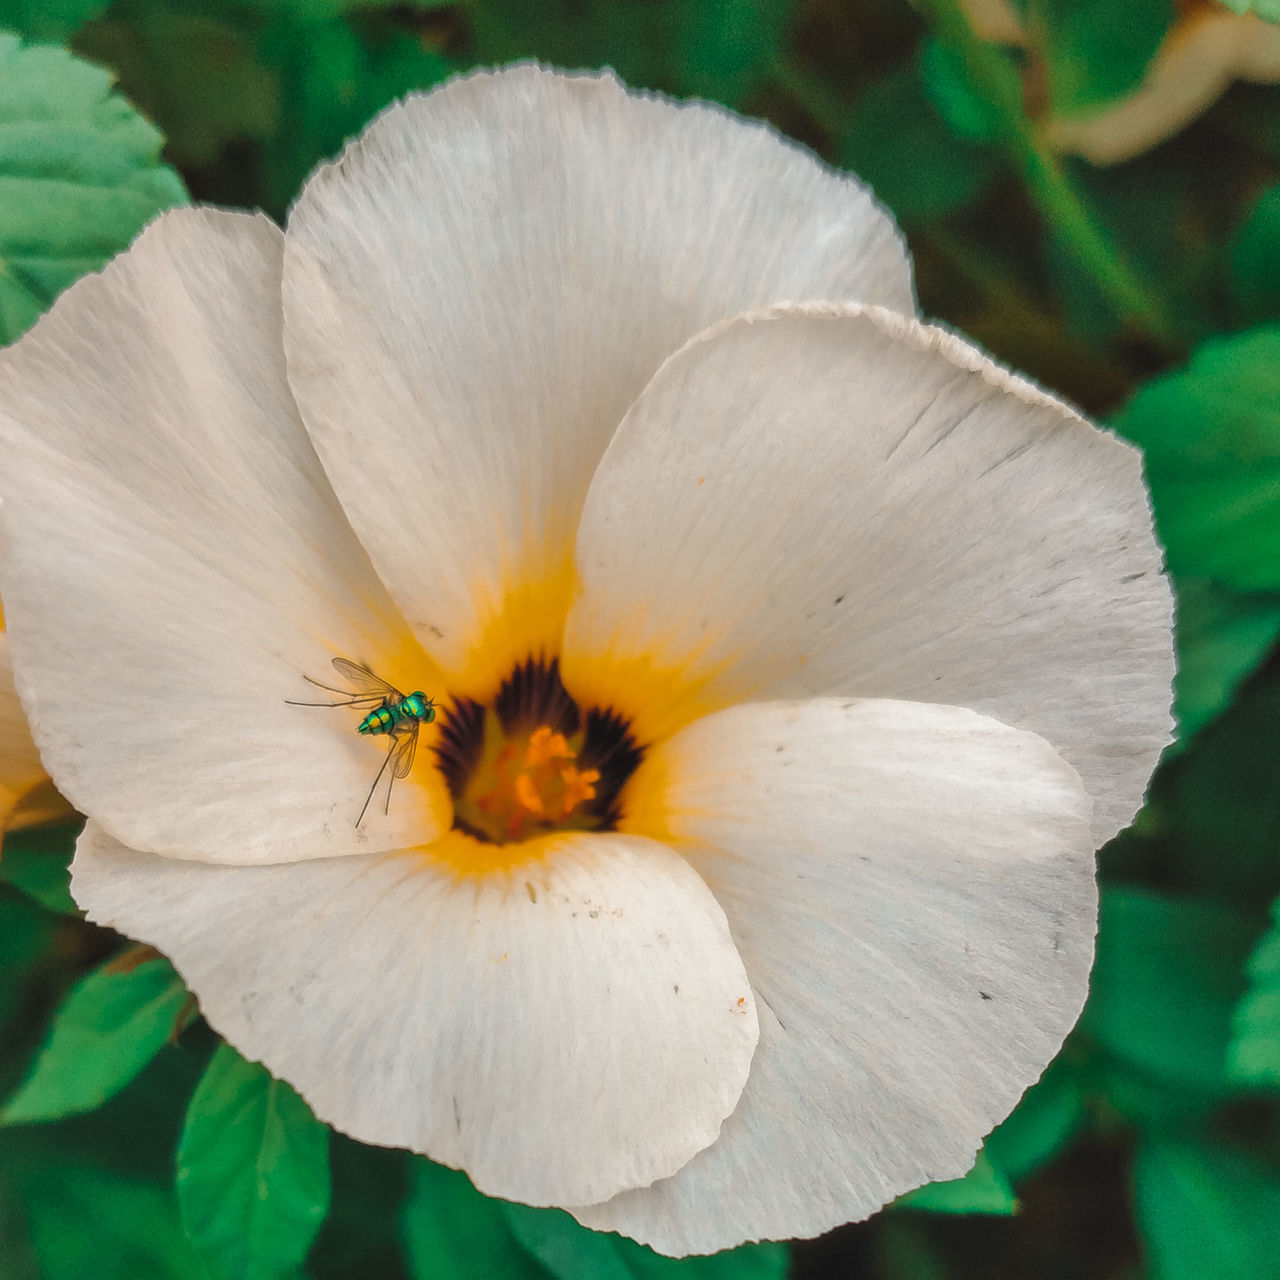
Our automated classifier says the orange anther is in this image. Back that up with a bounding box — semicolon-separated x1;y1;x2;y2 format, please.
557;765;600;818
525;725;572;767
458;718;600;844
513;772;546;817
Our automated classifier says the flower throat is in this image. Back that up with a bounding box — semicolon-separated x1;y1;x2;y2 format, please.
436;657;643;845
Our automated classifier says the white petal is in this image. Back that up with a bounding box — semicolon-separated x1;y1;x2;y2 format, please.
72;822;759;1207
0;208;449;863
282;65;913;695
563;305;1173;846
575;697;1096;1254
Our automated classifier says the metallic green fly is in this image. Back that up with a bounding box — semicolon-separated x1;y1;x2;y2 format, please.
287;657;436;826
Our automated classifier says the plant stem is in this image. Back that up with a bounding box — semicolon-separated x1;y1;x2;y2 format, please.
919;0;1181;351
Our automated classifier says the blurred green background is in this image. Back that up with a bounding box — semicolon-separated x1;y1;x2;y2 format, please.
2;1;1280;1277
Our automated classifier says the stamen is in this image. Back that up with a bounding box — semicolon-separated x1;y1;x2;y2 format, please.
437;656;640;845
558;765;600;816
525;725;572;767
513;771;546;817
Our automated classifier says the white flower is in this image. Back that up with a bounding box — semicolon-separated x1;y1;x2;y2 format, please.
0;66;1173;1255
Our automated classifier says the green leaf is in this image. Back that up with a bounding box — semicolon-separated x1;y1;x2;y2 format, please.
919;35;1018;142
402;1160;549;1280
0;820;80;915
840;59;1004;223
15;1160;208;1280
0;0;108;42
1230;893;1280;1085
0;1024;215;1277
1230;180;1280;325
1091;1054;1218;1130
1134;1136;1280;1280
177;1044;331;1280
984;1056;1086;1182
1113;327;1280;593
1033;0;1175;114
0;31;186;344
405;1163;789;1280
1139;652;1280;913
1220;1;1280;23
1081;887;1262;1094
894;1149;1017;1214
500;1201;790;1279
1172;578;1280;743
2;951;191;1124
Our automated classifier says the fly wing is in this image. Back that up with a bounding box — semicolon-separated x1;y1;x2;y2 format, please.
331;657;403;702
391;724;419;780
286;671;385;708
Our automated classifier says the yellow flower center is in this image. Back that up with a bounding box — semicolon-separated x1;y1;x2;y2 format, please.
436;657;641;849
457;721;601;843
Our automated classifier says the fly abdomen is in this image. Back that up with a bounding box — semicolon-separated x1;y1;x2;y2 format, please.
358;704;398;735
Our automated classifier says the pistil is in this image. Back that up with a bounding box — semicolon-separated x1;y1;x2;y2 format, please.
436;657;642;847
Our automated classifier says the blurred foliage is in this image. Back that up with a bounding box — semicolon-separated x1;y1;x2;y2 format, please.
1116;329;1280;591
1232;894;1280;1085
895;1150;1017;1214
1082;888;1262;1097
3;945;193;1124
1134;1136;1280;1280
1223;1;1280;22
177;1043;331;1280
1;0;1280;1278
1032;0;1174;115
0;27;185;342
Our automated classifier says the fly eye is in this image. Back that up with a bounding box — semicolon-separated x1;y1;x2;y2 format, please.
425;706;436;723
